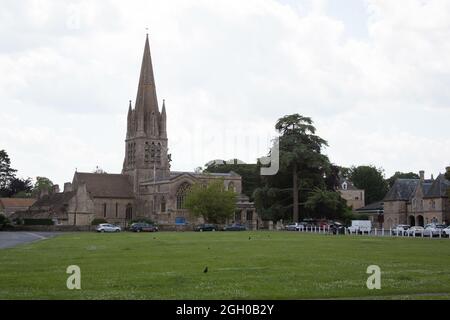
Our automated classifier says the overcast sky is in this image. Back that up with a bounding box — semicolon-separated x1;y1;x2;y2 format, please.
1;0;450;187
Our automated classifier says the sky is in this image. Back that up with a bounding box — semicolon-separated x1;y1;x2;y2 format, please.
1;0;450;187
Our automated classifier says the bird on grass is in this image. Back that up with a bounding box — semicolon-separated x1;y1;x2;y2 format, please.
203;266;208;273
248;236;251;240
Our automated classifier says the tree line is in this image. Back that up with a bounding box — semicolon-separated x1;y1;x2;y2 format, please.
0;150;54;198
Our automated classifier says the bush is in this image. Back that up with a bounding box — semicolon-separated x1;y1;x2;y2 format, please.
0;214;11;229
91;218;108;226
23;219;54;226
13;218;24;225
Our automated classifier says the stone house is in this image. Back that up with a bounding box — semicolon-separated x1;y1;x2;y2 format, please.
0;198;36;218
337;179;365;210
383;169;450;228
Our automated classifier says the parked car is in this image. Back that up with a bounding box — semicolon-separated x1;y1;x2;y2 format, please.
195;224;218;232
96;223;121;233
442;226;450;238
435;224;447;236
406;226;424;236
130;222;158;232
329;222;345;234
391;224;410;236
285;222;307;231
423;224;446;237
223;223;247;231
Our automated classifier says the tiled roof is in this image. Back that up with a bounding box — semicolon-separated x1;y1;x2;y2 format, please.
356;201;383;212
0;198;36;208
31;192;75;209
74;173;134;198
424;174;450;198
383;179;419;201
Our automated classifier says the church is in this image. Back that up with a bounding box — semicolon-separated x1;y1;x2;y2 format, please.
25;35;260;230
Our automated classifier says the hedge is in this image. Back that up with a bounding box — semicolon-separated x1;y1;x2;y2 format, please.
23;219;54;226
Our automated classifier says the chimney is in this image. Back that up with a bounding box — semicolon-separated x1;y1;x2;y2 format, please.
63;182;73;193
52;184;60;194
419;170;425;181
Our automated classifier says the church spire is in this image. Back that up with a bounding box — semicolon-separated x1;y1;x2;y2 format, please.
135;34;160;136
160;99;167;138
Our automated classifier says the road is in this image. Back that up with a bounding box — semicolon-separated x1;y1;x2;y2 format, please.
0;232;61;249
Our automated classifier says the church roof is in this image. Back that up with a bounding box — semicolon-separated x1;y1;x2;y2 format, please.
74;173;134;199
169;171;240;178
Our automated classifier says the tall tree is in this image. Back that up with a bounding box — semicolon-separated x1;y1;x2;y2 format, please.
324;164;341;191
184;180;236;224
386;171;420;188
304;188;350;220
32;176;54;196
0;150;17;196
350;166;388;204
275;114;329;222
8;178;33;198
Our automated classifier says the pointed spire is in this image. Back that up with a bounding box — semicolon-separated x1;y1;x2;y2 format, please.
160;99;167;138
135;34;159;136
162;99;166;114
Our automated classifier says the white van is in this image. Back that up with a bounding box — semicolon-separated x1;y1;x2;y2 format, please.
347;220;372;234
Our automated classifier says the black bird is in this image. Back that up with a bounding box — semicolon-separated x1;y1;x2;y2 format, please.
203;266;208;273
248;236;251;240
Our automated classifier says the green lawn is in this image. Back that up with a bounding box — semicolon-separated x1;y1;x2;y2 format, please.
1;231;450;299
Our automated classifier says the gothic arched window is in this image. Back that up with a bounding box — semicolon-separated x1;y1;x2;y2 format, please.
228;182;235;192
176;183;191;210
125;204;133;220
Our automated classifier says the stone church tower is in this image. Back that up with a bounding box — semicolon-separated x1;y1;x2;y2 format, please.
22;34;260;229
122;35;170;191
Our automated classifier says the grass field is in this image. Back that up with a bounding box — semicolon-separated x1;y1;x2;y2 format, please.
1;231;450;299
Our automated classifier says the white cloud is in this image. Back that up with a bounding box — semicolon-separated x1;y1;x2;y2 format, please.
0;0;449;187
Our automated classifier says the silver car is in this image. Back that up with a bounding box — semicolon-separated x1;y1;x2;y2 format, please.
423;224;446;237
406;226;424;236
96;223;121;233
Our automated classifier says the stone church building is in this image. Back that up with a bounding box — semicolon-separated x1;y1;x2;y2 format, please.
26;35;260;229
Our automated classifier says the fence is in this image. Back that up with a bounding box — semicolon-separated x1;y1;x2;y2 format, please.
292;226;449;240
